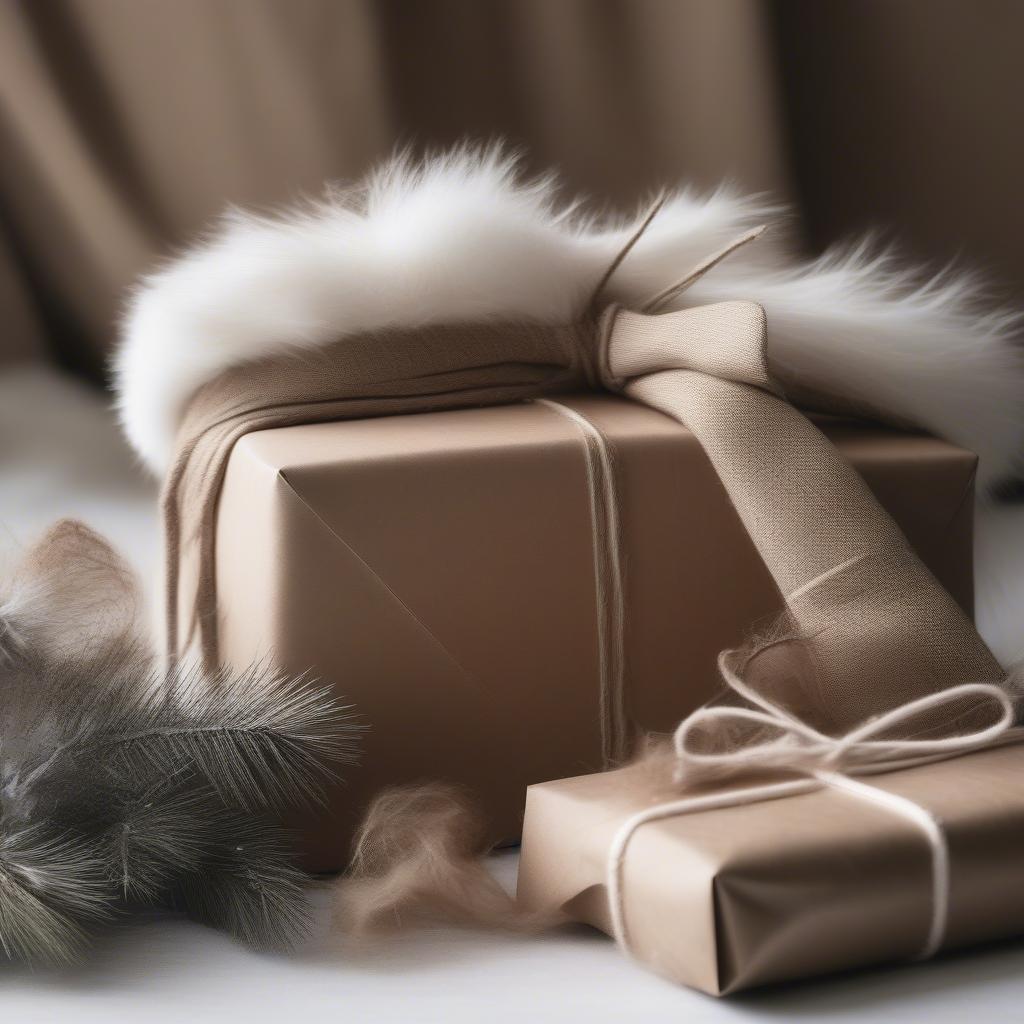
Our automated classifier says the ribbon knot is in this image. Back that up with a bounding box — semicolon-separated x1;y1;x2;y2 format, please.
598;299;776;397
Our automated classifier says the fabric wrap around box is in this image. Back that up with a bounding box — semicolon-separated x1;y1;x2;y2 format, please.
517;743;1024;994
207;393;978;871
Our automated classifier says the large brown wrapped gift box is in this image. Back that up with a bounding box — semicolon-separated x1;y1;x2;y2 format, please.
208;393;978;870
517;743;1024;994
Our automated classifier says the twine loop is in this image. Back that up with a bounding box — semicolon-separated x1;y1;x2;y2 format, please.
674;649;1014;783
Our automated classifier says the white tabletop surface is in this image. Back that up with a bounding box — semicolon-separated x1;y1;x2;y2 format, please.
4;858;1024;1024
3;364;1024;1023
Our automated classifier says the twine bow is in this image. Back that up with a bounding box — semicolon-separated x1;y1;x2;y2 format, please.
674;650;1015;782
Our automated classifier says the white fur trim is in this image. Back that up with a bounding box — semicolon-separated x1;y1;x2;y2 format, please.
116;146;1023;487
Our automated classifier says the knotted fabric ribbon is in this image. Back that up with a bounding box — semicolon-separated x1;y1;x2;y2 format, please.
607;652;1019;963
596;283;1003;731
165;221;1003;741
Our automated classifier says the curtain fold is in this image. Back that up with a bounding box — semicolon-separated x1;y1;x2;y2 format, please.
2;0;1022;372
772;0;1024;306
0;0;789;372
0;222;46;367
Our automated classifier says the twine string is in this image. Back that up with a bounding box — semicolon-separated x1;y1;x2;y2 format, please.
534;399;628;766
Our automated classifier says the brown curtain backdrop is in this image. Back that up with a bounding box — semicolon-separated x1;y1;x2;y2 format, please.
0;0;789;376
0;0;1021;377
773;0;1024;307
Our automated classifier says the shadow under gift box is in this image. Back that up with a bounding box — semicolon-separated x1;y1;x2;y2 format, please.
209;393;978;872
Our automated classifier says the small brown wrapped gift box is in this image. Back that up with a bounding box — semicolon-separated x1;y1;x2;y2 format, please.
517;743;1024;995
207;393;978;870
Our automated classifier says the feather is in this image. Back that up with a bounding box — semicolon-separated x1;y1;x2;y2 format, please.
6;654;358;821
0;520;360;963
0;827;111;965
106;777;218;901
174;811;312;952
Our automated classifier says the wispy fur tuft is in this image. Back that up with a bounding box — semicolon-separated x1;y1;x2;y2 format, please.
117;144;1024;488
333;783;559;943
0;519;140;665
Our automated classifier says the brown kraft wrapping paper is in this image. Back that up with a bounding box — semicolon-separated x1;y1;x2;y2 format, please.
516;743;1024;994
208;393;978;871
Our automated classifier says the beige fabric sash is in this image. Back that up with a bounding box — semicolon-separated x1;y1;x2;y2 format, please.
598;302;1003;730
165;239;1002;734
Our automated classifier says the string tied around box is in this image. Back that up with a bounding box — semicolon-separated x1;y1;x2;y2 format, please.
607;650;1019;964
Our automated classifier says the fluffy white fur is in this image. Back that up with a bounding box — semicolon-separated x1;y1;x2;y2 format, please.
116;146;1024;490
